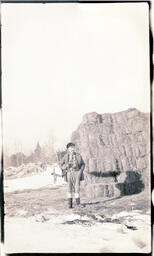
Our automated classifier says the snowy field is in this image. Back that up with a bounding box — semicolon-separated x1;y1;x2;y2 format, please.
4;164;67;192
5;212;151;253
4;164;152;254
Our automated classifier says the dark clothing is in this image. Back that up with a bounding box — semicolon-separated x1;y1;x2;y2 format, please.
60;152;85;199
67;169;82;194
60;152;85;180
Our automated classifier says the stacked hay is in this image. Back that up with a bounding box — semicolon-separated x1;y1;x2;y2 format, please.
71;108;150;199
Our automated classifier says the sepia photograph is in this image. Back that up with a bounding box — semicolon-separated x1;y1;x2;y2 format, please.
1;1;152;253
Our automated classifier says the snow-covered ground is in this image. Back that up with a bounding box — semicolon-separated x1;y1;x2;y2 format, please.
4;164;67;192
4;211;151;253
4;164;151;254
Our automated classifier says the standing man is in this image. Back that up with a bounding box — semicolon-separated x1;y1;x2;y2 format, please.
60;143;85;208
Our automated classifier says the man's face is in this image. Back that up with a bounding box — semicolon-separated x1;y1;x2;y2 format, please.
68;146;75;154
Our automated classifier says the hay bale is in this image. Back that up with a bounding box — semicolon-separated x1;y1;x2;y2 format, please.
86;183;121;200
71;108;150;198
136;157;147;170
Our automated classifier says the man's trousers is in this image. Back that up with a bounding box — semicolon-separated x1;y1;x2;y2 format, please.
67;169;82;199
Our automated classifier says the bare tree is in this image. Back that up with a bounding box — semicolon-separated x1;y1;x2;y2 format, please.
42;131;57;164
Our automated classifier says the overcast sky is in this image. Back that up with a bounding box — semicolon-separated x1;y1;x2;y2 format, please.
2;3;150;155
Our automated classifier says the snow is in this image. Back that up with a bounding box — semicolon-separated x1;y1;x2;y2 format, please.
3;164;151;254
4;164;67;192
4;215;151;253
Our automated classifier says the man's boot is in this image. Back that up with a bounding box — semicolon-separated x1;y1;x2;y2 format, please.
76;198;80;205
68;198;73;208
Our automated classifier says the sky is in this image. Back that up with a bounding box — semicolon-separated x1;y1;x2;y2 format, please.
1;2;150;155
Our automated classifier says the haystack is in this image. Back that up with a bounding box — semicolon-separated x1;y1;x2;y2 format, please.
71;108;150;199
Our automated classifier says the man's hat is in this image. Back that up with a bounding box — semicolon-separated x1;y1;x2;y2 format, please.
66;142;75;149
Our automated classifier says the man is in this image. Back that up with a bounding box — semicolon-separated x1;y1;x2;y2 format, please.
60;142;85;208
